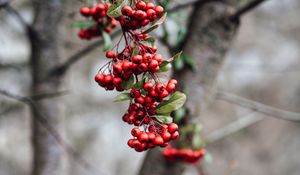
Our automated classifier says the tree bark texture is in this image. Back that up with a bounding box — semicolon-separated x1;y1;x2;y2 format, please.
139;1;238;175
30;1;65;175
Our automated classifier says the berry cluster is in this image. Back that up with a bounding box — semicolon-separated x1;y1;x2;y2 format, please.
87;0;186;152
118;1;164;30
127;123;179;152
78;2;117;40
163;146;206;164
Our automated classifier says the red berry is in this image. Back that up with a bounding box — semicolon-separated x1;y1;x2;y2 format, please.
147;132;156;141
127;139;135;148
106;50;116;58
145;96;153;104
168;123;178;133
136;1;147;10
122;5;133;16
132;55;143;64
122;61;132;71
168;79;178;85
153;54;162;64
159;90;169;98
96;4;105;11
138;63;148;72
113;63;123;74
146;9;156;20
113;77;122;86
104;75;113;84
105;27;112;33
166;83;176;93
155;5;164;15
146;2;155;9
135;96;145;104
94;74;104;82
143;82;153;92
155;84;166;93
171;131;180;140
149;60;159;70
135;10;147;20
162;131;171;142
80;7;91;16
143;53;152;63
131;127;141;137
149;90;158;97
130;89;141;98
138;132;149;142
153;135;164;145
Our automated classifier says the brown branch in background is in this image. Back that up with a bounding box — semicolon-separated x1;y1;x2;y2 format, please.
216;91;300;122
0;89;108;175
230;0;268;21
50;29;122;76
206;112;264;143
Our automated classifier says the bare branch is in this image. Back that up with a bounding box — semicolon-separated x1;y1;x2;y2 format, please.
0;89;108;175
168;0;216;13
230;0;268;21
206;112;264;143
50;30;122;76
216;91;300;122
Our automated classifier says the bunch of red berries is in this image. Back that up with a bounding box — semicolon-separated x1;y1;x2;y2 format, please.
163;146;206;164
90;0;186;152
118;1;164;30
127;123;179;152
78;2;118;40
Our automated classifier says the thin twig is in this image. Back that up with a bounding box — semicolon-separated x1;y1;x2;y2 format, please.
50;29;122;76
0;89;108;175
230;0;268;21
216;91;300;122
206;112;263;143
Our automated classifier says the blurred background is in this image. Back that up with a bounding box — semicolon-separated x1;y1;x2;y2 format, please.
0;0;300;175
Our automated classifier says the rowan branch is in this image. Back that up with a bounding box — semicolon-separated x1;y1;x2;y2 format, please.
230;0;268;21
216;91;300;122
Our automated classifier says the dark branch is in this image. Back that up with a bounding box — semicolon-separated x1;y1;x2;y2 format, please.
50;30;122;77
216;91;300;122
0;89;108;175
230;0;268;21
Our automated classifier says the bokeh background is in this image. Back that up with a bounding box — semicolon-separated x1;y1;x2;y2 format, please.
0;0;300;175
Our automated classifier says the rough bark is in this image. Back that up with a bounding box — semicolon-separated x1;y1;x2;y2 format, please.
139;2;238;175
30;1;65;175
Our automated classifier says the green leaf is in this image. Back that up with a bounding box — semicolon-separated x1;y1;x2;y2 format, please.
167;51;183;62
156;91;187;114
102;31;112;51
71;20;95;29
131;44;139;57
158;61;172;72
122;75;134;90
204;152;213;163
174;58;184;71
142;13;167;34
174;107;186;123
155;115;173;124
182;54;196;71
107;0;129;18
140;37;156;48
132;79;144;89
113;93;131;102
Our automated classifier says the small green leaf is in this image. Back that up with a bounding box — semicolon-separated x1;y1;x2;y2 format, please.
156;91;187;114
158;61;172;72
174;58;184;71
113;93;131;102
155;115;173;124
174;107;186;123
142;13;167;34
102;31;112;51
140;37;156;48
107;0;129;18
167;51;183;62
182;54;196;71
71;20;95;29
131;44;139;57
122;75;134;90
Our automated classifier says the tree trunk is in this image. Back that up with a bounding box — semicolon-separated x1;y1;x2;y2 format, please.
30;1;65;175
139;1;238;175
